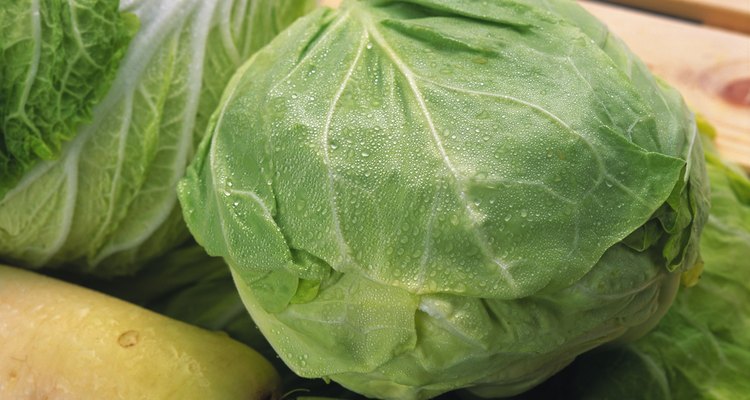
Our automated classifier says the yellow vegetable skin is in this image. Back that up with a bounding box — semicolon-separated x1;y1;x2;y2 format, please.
0;265;279;400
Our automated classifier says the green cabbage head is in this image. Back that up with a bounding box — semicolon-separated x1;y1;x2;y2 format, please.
179;0;709;398
0;0;314;275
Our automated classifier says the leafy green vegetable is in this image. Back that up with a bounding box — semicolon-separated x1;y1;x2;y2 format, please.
0;0;136;195
0;0;314;275
519;125;749;400
179;0;708;398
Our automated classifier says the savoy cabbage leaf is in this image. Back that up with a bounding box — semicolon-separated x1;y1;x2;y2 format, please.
0;0;135;195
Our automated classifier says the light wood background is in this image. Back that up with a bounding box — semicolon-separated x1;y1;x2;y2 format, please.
600;0;750;34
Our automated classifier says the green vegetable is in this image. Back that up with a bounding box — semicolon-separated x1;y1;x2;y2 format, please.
178;0;708;398
0;0;136;195
0;0;315;275
518;123;750;400
0;264;281;400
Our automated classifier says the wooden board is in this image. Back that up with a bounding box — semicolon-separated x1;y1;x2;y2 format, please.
320;0;750;170
599;0;750;34
581;1;750;170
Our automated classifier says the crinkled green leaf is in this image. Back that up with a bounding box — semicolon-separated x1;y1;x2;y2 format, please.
0;0;315;275
0;0;135;195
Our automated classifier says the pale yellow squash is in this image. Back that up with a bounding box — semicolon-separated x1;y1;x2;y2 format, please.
0;265;279;400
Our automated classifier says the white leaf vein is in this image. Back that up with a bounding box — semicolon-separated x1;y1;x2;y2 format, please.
229;188;274;220
320;30;368;260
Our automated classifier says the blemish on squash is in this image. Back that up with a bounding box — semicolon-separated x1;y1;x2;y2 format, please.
118;330;139;348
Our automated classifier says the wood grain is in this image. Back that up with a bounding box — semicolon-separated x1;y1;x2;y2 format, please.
598;0;750;34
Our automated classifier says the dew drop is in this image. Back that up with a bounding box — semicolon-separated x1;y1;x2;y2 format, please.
476;110;491;119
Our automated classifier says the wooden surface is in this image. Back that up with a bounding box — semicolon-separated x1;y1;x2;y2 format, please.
320;0;750;170
599;0;750;34
581;1;750;170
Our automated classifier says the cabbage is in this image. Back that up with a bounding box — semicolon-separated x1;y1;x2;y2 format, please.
178;0;709;398
0;0;314;275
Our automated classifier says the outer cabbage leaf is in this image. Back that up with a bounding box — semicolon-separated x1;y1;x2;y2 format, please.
518;126;749;400
179;0;708;398
0;0;135;195
0;0;315;275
